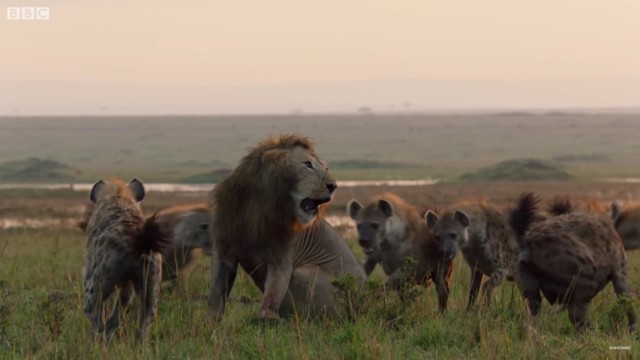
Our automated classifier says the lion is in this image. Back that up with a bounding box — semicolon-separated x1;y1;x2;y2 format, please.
348;192;453;310
209;134;366;321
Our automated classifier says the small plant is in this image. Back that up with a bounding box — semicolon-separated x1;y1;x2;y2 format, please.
37;291;68;340
606;296;637;333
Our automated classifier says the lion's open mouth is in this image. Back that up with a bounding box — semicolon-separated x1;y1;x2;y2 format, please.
300;197;331;216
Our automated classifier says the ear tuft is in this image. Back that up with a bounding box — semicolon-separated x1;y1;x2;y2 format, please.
378;200;394;218
89;180;106;203
454;210;471;227
611;201;622;222
347;200;363;220
425;210;439;229
128;178;145;202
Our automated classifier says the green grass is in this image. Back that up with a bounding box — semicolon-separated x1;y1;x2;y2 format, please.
1;227;638;359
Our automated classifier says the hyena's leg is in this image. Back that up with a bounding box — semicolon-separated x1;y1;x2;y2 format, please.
105;281;135;336
433;260;453;311
516;263;542;317
209;249;238;323
362;257;379;277
567;301;590;331
467;268;483;310
83;278;107;338
135;252;163;341
482;271;505;306
611;266;637;332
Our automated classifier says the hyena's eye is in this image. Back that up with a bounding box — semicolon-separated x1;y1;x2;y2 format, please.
357;224;363;230
371;222;379;230
448;233;458;240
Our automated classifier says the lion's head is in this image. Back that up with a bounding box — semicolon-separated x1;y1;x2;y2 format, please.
286;144;337;224
212;134;337;254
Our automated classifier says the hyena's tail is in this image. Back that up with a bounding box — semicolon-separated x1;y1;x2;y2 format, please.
509;192;541;248
136;212;173;258
546;195;573;216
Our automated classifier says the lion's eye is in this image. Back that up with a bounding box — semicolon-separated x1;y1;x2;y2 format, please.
303;161;313;169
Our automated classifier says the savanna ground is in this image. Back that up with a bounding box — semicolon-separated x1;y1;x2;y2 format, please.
1;114;640;358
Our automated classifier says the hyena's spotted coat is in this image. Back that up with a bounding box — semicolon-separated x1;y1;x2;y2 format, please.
81;178;171;340
511;193;636;331
424;201;519;309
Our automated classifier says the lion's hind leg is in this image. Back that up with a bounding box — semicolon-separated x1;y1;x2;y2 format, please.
281;265;336;319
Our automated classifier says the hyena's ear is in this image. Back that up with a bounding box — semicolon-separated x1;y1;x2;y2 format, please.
347;199;363;220
89;180;106;203
425;210;439;229
611;201;622;222
128;178;145;202
454;210;471;227
378;199;394;218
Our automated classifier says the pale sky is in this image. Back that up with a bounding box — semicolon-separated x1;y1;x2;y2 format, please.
1;0;639;114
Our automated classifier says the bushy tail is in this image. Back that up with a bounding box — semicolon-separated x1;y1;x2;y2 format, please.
547;196;573;216
509;192;541;247
135;212;173;258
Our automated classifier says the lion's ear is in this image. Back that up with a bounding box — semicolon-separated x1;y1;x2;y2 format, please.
263;149;288;164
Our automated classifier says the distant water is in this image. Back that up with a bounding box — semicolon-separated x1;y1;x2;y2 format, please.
0;179;438;192
605;178;640;183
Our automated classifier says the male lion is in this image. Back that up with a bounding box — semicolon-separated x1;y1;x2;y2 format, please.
209;134;366;321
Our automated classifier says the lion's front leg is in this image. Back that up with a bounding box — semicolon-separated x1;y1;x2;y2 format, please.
260;253;293;319
209;248;238;323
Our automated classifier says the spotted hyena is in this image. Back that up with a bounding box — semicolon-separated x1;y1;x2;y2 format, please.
348;192;453;310
510;193;636;331
424;201;519;309
80;178;171;340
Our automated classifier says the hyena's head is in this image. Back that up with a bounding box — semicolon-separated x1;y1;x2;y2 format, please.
89;178;145;208
348;198;401;254
425;209;470;262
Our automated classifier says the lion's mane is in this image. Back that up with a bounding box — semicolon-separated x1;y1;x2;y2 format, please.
210;134;320;259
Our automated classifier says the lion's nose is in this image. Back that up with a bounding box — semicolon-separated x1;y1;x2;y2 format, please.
326;182;337;194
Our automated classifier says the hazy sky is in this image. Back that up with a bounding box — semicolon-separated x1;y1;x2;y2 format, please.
2;1;639;114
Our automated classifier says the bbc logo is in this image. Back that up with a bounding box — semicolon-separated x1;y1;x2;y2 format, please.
6;7;50;20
